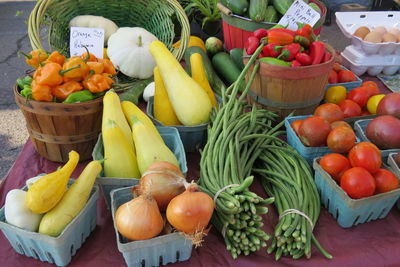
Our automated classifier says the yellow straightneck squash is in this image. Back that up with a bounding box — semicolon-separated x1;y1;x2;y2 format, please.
190;53;218;107
130;116;179;174
25;151;79;214
153;67;181;126
102;90;135;152
149;41;212;126
103;119;140;178
39;160;102;237
121;100;163;142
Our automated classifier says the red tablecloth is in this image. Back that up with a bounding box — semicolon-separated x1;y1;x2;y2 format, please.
1;77;399;267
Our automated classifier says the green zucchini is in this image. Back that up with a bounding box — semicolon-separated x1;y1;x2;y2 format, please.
264;5;279;23
229;48;245;71
272;0;293;15
221;0;249;15
184;46;225;95
212;52;241;85
249;0;268;22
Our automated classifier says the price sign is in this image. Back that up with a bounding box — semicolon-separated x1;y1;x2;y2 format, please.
69;27;104;59
278;0;321;31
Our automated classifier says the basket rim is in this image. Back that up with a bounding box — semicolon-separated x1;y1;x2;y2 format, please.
27;0;190;61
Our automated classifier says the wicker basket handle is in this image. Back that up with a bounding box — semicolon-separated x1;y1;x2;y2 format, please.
217;3;232;16
28;0;189;61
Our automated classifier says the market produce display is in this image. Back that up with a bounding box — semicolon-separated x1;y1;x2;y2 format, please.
2;1;400;266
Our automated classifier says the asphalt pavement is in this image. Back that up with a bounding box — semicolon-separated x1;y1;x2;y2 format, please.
0;1;350;180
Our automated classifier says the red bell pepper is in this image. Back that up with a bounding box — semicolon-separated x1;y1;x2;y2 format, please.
291;60;302;67
253;28;268;40
267;28;297;37
266;30;294;45
245;36;260;55
323;51;332;62
310;41;325;65
295;52;312;66
277;43;301;61
262;43;282;58
296;23;313;39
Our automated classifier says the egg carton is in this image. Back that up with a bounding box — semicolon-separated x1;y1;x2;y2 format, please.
340;45;400;76
336;11;400;55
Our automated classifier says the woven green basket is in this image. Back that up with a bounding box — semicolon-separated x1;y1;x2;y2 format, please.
28;0;190;61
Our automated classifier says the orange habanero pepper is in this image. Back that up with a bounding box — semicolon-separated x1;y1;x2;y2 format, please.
19;49;48;69
46;51;66;66
31;80;53;102
87;61;104;74
98;58;117;76
81;52;97;62
52;81;83;100
83;73;114;93
35;62;80;87
62;56;91;82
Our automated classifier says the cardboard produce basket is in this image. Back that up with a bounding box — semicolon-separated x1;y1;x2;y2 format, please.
313;158;400;228
110;186;192;267
0;181;99;266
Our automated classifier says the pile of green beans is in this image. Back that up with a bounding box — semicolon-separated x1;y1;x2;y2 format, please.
199;44;282;258
253;141;332;260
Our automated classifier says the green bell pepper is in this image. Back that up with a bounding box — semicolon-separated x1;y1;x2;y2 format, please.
63;90;94;103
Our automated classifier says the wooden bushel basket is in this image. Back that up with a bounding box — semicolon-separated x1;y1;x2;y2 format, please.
14;85;103;163
243;44;335;120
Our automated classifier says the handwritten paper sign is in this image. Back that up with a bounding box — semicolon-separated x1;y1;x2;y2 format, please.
278;0;321;31
69;27;104;59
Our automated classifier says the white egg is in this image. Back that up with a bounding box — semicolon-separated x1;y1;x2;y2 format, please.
388;27;400;36
373;26;387;34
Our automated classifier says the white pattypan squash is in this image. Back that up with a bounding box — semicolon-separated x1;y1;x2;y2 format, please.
107;27;159;79
69;15;118;44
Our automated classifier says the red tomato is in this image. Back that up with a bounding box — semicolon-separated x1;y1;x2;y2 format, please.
337;70;357;83
373;169;399;193
340;167;376;199
298;116;331;147
320;153;351;182
327;126;356;153
346;87;370;108
291;120;303;136
314;103;344;123
338;99;362;118
362;81;380;97
328;70;338;84
348;142;382;173
330;120;352;130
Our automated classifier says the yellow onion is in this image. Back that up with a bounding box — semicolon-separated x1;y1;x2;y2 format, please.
166;183;214;234
115;193;164;241
135;161;188;211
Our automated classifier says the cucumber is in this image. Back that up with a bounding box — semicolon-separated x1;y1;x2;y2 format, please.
264;5;279;23
184;46;226;95
249;0;268;22
272;0;293;15
212;52;241;85
229;48;245;71
221;0;249;15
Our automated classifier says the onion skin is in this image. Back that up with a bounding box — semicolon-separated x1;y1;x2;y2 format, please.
115;194;164;241
137;161;186;211
166;184;214;234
